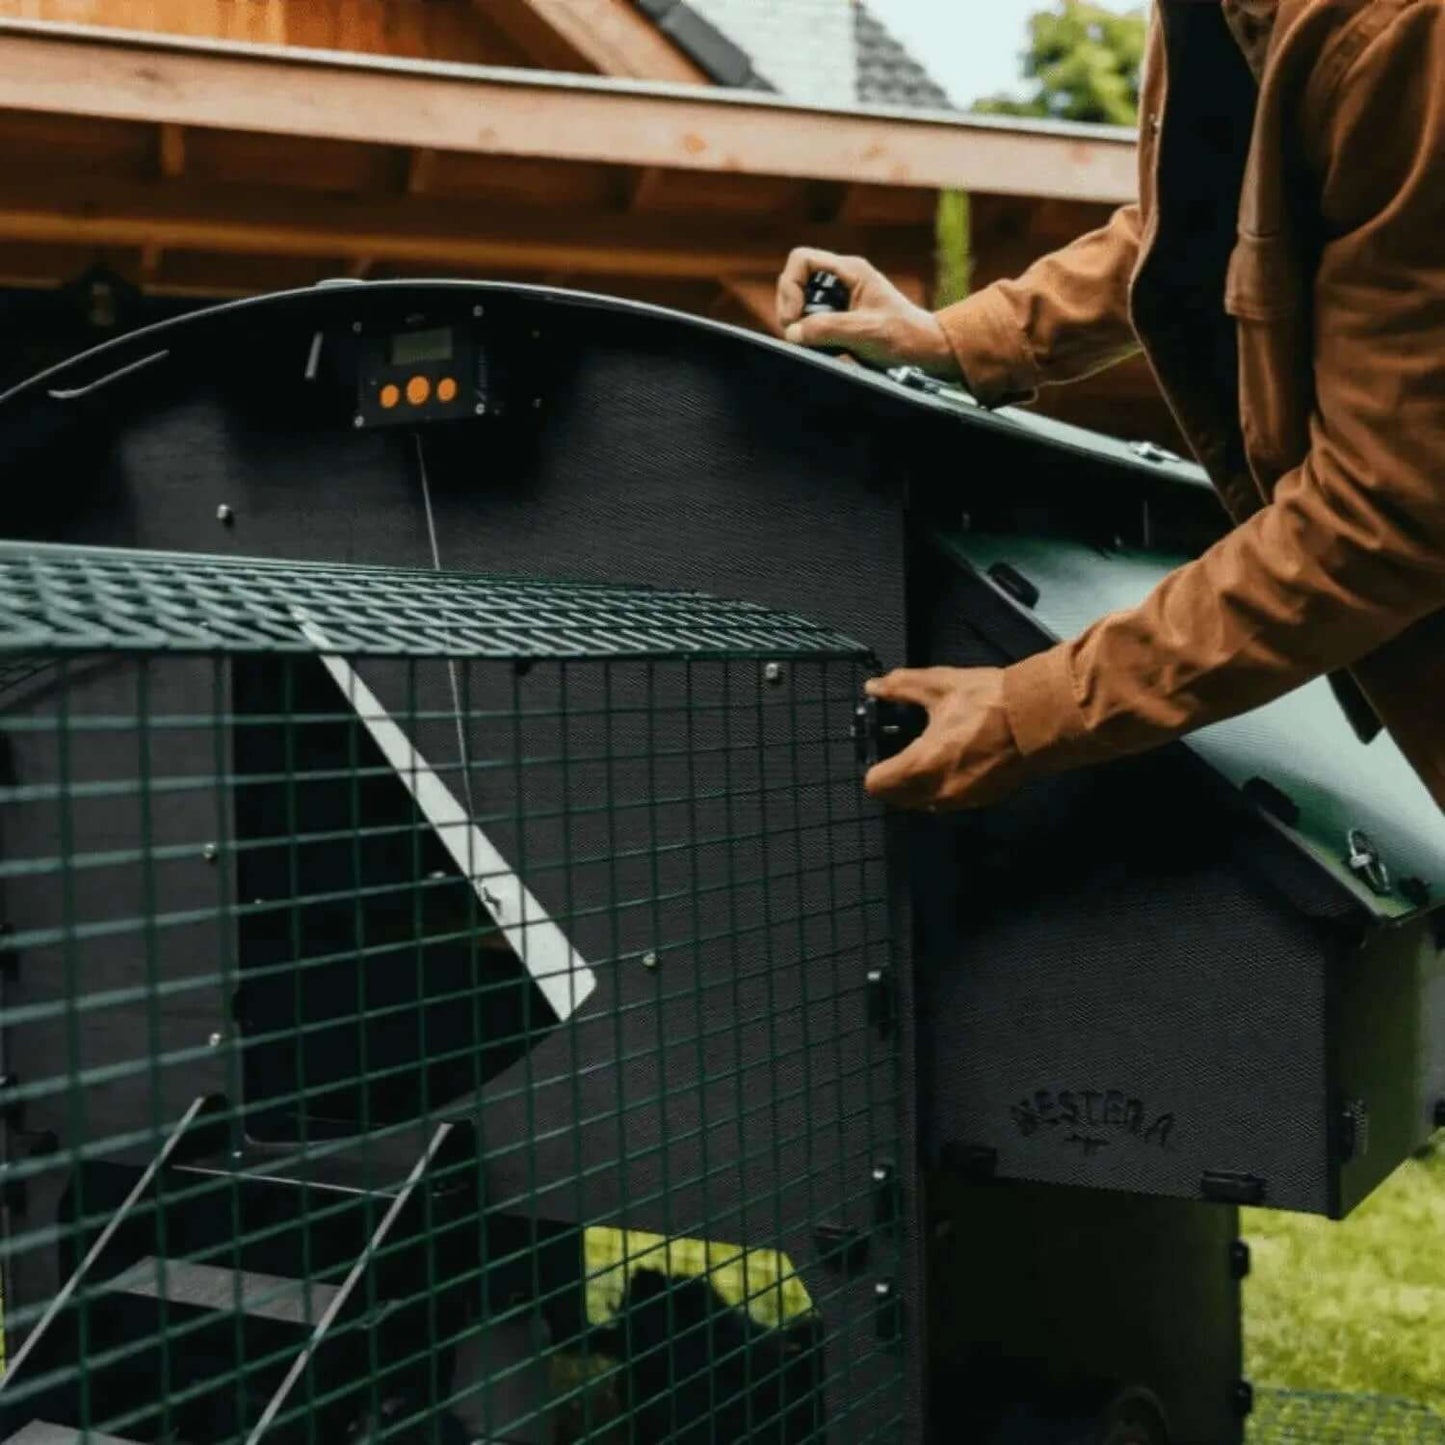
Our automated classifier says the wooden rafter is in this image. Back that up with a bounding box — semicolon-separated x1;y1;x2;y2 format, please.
405;147;438;196
626;166;669;212
718;277;781;334
478;0;707;82
0;22;1139;203
158;121;185;177
0;174;922;281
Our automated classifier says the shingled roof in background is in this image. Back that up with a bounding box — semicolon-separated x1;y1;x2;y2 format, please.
853;1;955;110
631;0;956;110
630;0;774;89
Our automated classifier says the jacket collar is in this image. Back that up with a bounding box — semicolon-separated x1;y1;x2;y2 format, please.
1221;0;1278;79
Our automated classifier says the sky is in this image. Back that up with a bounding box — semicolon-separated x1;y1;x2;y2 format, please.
866;0;1139;108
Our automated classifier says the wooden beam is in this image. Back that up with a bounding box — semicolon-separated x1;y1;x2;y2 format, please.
719;277;781;336
158;121;185;177
893;274;928;306
478;0;707;82
405;146;437;195
802;181;849;226
0;173;920;282
626;165;668;212
0;22;1139;202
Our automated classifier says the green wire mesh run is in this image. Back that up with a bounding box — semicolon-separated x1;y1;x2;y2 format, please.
1249;1389;1445;1443
0;543;905;1445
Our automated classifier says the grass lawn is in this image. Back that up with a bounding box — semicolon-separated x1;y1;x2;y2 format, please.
1243;1138;1445;1413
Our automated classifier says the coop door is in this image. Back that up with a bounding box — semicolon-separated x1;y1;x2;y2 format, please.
223;646;909;1443
0;568;912;1445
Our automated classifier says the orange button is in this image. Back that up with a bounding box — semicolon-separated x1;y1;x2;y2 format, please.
379;383;400;410
437;376;458;404
405;375;431;406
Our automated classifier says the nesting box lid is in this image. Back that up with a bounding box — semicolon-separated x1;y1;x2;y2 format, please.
937;530;1445;923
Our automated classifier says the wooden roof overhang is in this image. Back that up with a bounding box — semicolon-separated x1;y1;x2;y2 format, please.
0;20;1136;301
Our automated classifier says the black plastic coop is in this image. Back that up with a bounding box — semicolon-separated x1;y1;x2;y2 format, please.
0;278;1441;1445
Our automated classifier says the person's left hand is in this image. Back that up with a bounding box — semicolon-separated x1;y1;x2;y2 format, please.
863;666;1020;812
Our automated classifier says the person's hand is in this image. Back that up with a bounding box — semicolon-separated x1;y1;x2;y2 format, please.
863;667;1021;812
775;249;960;376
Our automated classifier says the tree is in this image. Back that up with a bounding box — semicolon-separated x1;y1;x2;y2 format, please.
972;1;1147;127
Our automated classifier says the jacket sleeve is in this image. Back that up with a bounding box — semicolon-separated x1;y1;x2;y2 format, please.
998;0;1445;778
933;202;1144;408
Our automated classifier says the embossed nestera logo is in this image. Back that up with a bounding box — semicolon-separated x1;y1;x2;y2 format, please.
1011;1089;1175;1158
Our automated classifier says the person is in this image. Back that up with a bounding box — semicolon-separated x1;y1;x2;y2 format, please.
776;0;1445;816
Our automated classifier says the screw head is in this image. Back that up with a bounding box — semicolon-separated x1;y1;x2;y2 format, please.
1230;1240;1253;1281
208;1032;223;1048
352;415;366;430
641;951;659;970
473;305;485;318
532;397;543;410
201;843;218;864
352;321;363;334
216;504;234;525
763;662;785;686
475;402;488;416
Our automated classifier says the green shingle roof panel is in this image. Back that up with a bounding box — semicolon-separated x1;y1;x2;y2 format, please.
937;531;1445;922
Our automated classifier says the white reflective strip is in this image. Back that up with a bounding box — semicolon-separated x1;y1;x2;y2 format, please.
296;616;598;1021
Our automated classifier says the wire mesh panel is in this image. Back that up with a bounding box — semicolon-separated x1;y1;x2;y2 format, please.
1249;1390;1445;1444
0;544;909;1445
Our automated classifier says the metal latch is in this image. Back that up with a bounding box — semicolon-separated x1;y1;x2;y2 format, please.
887;365;980;407
1130;440;1185;466
1346;829;1392;896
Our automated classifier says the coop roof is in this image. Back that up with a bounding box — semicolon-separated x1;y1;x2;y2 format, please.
937;530;1445;923
0;542;870;662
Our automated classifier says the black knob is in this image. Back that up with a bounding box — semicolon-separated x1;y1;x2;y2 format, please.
803;270;850;317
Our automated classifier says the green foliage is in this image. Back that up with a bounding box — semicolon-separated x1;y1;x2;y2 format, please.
1244;1142;1445;1414
934;190;973;309
972;1;1148;126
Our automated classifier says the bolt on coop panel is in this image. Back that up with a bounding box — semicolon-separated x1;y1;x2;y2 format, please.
0;543;916;1445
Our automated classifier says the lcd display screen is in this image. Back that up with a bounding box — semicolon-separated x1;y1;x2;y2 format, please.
390;327;454;367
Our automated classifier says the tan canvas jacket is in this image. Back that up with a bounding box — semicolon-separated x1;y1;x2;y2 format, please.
937;0;1445;809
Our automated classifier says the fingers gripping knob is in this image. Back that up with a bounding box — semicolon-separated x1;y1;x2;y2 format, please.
802;270;853;358
854;694;929;770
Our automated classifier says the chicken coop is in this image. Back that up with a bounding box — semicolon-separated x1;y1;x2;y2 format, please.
0;277;1442;1445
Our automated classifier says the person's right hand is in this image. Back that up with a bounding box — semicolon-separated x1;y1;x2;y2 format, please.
775;249;960;377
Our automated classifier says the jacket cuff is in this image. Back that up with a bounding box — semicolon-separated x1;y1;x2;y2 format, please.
1002;644;1089;763
934;284;1039;408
